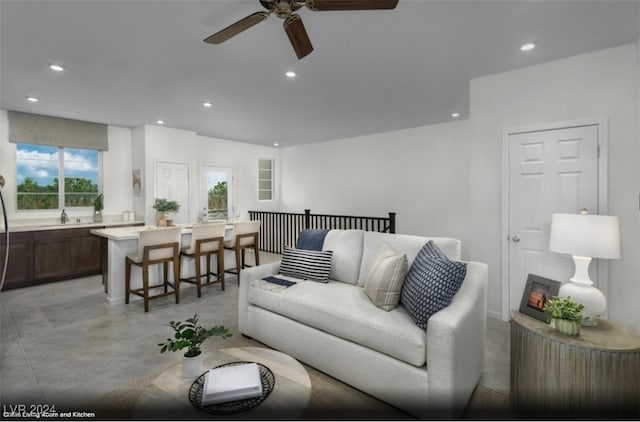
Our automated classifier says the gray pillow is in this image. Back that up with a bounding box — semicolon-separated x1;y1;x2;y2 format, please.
363;244;408;311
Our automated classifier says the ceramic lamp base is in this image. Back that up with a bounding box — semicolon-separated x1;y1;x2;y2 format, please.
559;255;606;327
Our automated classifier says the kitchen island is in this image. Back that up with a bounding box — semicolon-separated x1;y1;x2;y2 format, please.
90;224;232;305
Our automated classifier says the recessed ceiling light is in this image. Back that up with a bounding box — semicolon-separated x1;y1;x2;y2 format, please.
203;101;213;108
156;120;165;125
273;143;279;147
520;43;536;51
49;63;65;72
26;96;39;103
285;71;296;78
451;112;460;118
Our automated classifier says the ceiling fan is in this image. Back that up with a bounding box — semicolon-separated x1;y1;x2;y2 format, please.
204;0;400;59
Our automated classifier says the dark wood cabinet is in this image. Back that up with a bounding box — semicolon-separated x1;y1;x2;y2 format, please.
0;231;33;289
2;227;105;290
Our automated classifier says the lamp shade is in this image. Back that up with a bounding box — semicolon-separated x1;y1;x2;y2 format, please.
549;213;620;259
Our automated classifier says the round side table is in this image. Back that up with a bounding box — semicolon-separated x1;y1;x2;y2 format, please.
510;310;640;419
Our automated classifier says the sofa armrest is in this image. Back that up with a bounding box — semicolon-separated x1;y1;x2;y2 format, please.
426;260;488;414
237;261;281;335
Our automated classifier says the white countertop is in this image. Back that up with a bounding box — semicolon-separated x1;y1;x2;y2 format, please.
90;224;192;241
90;223;232;241
9;219;145;233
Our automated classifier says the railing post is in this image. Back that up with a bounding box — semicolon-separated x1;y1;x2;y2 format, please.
304;209;311;230
389;212;396;234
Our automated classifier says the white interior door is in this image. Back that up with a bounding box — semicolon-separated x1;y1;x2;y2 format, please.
155;161;189;224
506;125;600;316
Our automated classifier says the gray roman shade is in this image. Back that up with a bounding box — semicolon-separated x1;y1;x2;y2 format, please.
8;111;108;151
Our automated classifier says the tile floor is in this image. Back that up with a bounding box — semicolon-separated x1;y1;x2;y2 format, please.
0;253;510;418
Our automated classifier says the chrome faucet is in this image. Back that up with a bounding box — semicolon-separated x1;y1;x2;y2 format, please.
60;209;69;224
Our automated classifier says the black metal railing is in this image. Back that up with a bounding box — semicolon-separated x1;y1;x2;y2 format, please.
248;209;396;254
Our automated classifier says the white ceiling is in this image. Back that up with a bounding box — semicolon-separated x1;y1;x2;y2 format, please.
1;0;638;147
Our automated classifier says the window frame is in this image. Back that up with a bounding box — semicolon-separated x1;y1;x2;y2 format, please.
15;143;103;212
258;158;274;202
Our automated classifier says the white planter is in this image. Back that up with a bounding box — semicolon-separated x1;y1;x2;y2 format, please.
182;353;203;378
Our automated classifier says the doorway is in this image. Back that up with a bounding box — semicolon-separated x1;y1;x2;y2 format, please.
502;119;608;320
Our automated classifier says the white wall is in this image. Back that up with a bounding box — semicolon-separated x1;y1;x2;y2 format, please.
139;125;280;225
0;109;134;222
280;43;640;331
469;44;639;329
280;121;471;249
0;112;279;230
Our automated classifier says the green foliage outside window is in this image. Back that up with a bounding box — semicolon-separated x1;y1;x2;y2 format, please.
208;181;227;219
17;177;98;210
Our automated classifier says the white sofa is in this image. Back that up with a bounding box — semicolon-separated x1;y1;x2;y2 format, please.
238;230;488;418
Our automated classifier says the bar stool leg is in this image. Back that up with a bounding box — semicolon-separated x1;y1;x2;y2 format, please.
173;254;180;304
205;254;211;284
219;249;225;291
195;253;202;298
125;260;131;304
142;262;150;313
235;248;242;284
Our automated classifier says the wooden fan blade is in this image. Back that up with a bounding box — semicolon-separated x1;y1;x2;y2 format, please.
306;0;399;11
203;12;269;44
284;14;313;60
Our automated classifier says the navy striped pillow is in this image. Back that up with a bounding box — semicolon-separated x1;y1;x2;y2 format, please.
279;246;333;282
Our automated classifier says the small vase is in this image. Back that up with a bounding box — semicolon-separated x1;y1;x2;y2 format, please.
93;210;103;223
157;211;167;227
553;318;581;336
182;352;203;378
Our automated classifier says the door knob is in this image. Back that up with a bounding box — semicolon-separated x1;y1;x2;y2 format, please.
512;235;520;243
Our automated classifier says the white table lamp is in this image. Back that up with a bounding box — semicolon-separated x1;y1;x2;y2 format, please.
549;210;620;326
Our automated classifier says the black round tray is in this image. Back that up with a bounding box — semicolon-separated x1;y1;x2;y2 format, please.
189;361;275;415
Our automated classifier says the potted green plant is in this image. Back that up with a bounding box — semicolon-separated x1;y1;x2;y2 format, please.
93;193;104;222
543;296;584;336
158;314;231;378
152;198;180;226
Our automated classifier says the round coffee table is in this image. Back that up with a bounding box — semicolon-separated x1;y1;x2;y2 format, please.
133;347;311;420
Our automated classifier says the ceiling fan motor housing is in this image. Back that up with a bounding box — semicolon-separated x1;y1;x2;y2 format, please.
260;0;303;18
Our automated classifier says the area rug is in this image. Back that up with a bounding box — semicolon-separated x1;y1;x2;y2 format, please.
90;364;512;420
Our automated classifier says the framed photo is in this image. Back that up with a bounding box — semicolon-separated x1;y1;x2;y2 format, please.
519;274;560;322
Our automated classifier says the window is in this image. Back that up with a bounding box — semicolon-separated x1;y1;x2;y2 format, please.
258;159;273;201
16;143;101;210
201;165;234;220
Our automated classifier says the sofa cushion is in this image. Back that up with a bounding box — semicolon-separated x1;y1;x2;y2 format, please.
296;229;329;251
279;247;333;282
400;241;467;329
363;244;408;311
248;280;427;366
322;230;364;285
358;232;461;286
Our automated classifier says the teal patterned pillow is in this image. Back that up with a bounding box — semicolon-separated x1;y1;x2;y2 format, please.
400;241;467;329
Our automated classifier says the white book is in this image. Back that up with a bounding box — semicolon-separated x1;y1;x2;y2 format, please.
201;363;263;406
